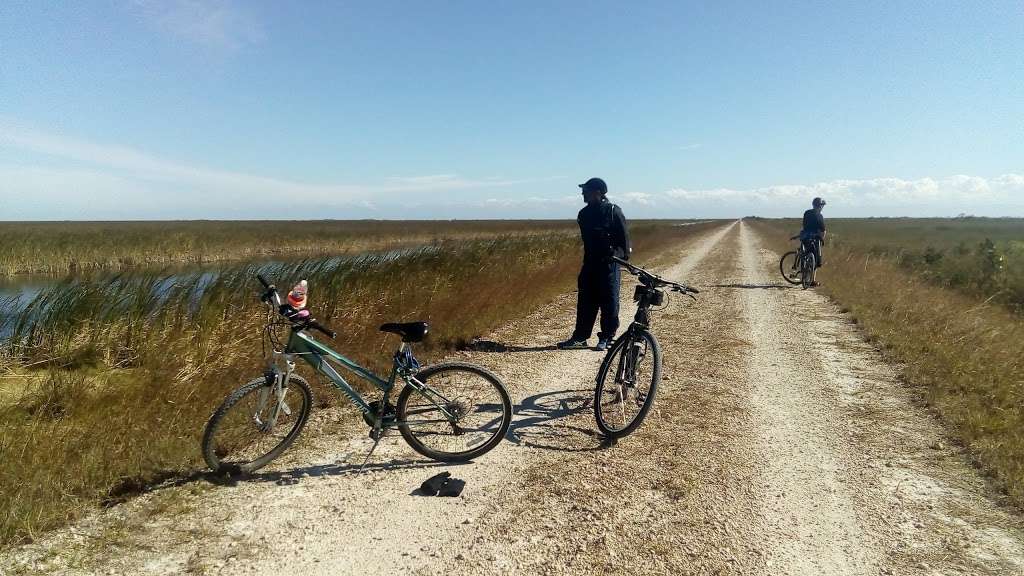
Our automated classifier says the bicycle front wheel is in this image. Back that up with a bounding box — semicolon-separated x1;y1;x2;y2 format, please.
779;251;801;285
201;375;312;474
594;329;661;439
800;252;815;288
397;362;512;462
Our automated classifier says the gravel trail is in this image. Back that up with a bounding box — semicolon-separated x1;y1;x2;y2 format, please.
4;220;1024;576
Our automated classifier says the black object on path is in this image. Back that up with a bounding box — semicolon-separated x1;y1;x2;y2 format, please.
418;471;465;497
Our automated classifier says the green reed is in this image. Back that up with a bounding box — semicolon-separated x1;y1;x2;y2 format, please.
0;220;583;276
0;221;717;547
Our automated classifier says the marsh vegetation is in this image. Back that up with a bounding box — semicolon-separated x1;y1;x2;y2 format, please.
0;220;581;276
0;220;716;547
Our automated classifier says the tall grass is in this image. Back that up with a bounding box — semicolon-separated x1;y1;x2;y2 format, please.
0;220;588;276
0;221;720;547
824;218;1024;314
749;218;1024;507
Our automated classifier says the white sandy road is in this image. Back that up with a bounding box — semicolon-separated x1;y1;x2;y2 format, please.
3;220;1023;575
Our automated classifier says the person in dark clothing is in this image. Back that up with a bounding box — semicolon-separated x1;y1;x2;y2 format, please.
557;177;632;351
800;197;827;286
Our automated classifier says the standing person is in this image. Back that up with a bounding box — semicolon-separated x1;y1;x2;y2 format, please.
801;197;827;286
557;177;631;351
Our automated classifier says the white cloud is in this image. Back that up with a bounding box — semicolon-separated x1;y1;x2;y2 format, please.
618;192;656;205
3;119;1021;220
0;119;563;219
128;0;264;51
481;196;577;208
641;175;1024;217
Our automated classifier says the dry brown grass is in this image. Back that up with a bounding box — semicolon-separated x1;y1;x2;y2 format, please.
0;220;587;276
748;218;1024;507
0;221;722;548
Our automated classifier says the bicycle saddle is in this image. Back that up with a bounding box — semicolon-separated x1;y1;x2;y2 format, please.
379;321;429;342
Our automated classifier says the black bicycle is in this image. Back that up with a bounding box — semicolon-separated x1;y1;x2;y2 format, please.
779;235;818;288
593;257;699;439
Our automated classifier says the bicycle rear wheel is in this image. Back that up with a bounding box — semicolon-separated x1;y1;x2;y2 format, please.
594;329;661;439
779;251;801;285
202;375;312;474
397;362;512;462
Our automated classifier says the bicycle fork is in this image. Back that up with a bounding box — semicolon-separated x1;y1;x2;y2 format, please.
615;336;644;387
254;353;296;431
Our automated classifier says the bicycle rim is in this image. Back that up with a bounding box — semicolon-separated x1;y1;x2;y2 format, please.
397;362;511;462
594;330;661;438
202;375;312;473
779;251;800;285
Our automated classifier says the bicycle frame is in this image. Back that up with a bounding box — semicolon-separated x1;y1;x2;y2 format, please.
265;329;456;424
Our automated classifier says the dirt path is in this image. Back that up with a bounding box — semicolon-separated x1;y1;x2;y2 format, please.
5;220;1024;576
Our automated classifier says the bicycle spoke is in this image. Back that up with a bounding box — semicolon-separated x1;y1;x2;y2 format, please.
595;331;660;437
202;376;312;473
397;364;511;461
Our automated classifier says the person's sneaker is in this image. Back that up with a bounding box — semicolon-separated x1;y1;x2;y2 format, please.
594;338;612;352
556;337;588;350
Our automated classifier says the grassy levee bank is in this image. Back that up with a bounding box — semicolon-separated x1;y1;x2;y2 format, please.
0;220;581;276
748;217;1024;507
824;218;1024;313
0;221;722;547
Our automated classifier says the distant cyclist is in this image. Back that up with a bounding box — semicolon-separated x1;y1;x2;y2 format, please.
557;177;632;352
800;197;827;286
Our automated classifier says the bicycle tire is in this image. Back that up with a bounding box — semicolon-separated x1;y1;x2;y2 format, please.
779;251;801;285
202;375;312;474
397;362;512;462
594;329;661;439
800;252;815;289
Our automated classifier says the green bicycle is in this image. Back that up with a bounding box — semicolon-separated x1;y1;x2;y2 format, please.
201;274;512;474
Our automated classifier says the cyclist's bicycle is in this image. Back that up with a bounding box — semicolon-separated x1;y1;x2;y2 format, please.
593;257;698;439
779;235;819;288
201;275;512;474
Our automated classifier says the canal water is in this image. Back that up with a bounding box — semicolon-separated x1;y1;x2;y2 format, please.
0;245;435;340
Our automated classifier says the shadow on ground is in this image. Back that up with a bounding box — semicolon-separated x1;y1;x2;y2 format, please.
506;388;611;453
706;283;796;290
195;388;613;490
462;339;558;353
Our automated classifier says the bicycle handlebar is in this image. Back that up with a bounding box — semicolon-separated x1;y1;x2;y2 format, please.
307;318;337;339
610;256;698;295
257;275;336;339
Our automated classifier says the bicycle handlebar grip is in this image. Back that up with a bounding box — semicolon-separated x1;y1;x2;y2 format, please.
687;286;700;294
257;274;271;289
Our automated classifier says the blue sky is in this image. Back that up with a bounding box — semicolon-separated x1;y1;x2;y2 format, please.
1;1;1022;219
